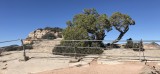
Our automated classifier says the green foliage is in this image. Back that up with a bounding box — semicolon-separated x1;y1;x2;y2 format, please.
37;28;43;31
133;43;141;48
63;27;89;40
57;33;62;38
66;8;112;47
125;38;144;51
42;33;56;40
110;12;135;44
24;44;33;49
110;12;135;28
125;38;134;48
53;27;103;55
132;43;144;51
44;27;63;32
53;47;103;56
2;45;22;51
53;26;104;56
67;8;111;40
53;9;108;55
53;8;135;56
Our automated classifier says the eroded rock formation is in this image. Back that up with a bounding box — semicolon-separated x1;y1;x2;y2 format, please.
24;27;63;44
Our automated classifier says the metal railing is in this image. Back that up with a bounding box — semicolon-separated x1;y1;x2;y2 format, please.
0;39;28;61
1;39;160;62
24;39;140;61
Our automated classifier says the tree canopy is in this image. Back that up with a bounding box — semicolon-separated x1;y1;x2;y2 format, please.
64;9;135;46
64;9;135;45
63;27;89;40
53;8;135;55
110;12;135;44
64;8;112;47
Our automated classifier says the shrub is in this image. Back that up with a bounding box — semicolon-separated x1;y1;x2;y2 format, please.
53;41;103;56
37;28;43;31
125;38;144;51
53;44;103;56
44;27;63;32
24;44;33;49
125;38;133;48
42;33;56;40
3;45;23;51
57;33;62;38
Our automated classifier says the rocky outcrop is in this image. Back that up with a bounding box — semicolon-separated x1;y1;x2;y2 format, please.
24;27;63;44
28;29;62;39
28;29;49;39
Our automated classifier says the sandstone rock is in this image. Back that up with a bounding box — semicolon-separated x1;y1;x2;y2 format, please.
23;28;63;44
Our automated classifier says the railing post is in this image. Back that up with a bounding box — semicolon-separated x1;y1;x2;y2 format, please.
139;40;141;61
21;39;28;61
72;40;77;59
140;39;145;61
139;39;145;61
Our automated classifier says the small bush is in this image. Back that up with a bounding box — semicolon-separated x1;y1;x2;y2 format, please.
53;46;103;56
57;33;62;38
52;41;103;56
24;44;33;49
133;48;144;51
3;45;23;51
42;33;56;40
133;43;140;48
44;27;63;32
125;38;133;48
2;44;33;51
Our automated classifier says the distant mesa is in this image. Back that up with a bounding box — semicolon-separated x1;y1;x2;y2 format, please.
23;27;63;44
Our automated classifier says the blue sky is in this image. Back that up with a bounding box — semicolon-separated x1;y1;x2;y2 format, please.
0;0;160;46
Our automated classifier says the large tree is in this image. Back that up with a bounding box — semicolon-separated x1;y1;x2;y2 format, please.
53;9;135;55
110;12;135;44
65;8;112;47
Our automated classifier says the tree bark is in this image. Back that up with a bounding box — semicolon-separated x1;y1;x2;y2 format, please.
112;32;125;44
95;31;105;47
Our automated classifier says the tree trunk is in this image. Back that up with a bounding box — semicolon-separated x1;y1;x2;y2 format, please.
111;32;124;44
112;28;129;44
95;31;105;47
112;26;129;44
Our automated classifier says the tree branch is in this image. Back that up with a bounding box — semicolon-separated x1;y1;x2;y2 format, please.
111;26;129;44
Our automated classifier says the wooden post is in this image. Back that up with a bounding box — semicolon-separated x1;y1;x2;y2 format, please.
21;39;27;61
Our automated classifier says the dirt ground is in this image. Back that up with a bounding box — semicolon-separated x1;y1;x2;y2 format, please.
1;49;160;74
34;60;150;74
